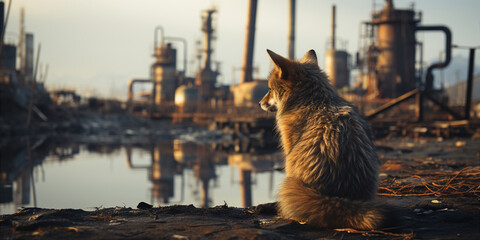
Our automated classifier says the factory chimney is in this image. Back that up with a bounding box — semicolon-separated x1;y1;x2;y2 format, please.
240;0;257;84
324;5;350;90
331;5;336;50
288;0;295;59
202;9;215;71
0;2;4;42
195;9;218;103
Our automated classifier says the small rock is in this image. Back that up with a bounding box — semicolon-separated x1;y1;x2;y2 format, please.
172;234;189;240
137;202;153;210
423;210;434;214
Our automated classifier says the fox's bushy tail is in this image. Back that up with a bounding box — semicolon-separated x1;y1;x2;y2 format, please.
278;177;390;230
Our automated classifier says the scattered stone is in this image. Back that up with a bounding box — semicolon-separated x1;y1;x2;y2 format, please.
137;202;153;210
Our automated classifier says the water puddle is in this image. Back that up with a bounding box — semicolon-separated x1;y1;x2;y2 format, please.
0;135;284;214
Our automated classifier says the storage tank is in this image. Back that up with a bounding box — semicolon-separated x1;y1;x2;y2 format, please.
152;43;177;104
371;0;419;98
324;5;350;90
232;80;268;107
174;84;198;113
325;49;350;89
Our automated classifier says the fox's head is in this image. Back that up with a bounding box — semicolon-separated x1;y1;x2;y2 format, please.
259;49;318;113
259;84;277;112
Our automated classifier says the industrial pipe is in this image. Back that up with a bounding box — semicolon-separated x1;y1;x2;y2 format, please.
127;78;153;112
453;45;480;119
465;48;475;120
26;43;41;126
415;25;452;92
154;26;165;54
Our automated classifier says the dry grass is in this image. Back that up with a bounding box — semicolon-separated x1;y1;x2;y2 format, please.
379;167;480;198
334;228;415;240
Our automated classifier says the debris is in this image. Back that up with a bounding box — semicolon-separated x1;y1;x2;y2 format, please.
137;202;153;210
379;167;480;197
455;141;466;147
172;235;189;240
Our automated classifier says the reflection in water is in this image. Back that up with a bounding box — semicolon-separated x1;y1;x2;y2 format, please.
0;135;283;214
1;137;84;213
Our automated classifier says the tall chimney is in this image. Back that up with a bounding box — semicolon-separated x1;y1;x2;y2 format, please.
331;5;336;50
202;10;215;71
288;0;296;59
240;0;258;84
19;8;25;75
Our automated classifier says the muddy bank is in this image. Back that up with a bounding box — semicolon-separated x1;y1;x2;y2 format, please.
1;138;479;239
1;195;479;240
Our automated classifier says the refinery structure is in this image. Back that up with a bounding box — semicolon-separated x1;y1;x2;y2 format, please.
127;1;272;128
1;0;478;137
124;0;477;135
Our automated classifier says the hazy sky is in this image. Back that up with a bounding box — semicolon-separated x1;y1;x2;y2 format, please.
4;0;480;99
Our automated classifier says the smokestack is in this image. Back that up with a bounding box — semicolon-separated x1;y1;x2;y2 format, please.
288;0;296;59
240;0;258;84
202;10;215;71
331;5;336;50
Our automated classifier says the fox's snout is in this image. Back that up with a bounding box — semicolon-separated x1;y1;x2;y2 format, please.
259;92;277;112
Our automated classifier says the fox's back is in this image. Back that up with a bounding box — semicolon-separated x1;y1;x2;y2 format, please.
262;49;389;230
281;102;379;201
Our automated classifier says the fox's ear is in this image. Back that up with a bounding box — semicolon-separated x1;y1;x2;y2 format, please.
300;49;318;65
267;49;289;79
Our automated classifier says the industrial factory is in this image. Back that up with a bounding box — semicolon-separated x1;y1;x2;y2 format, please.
1;0;478;136
124;0;478;137
127;3;269;123
0;3;51;128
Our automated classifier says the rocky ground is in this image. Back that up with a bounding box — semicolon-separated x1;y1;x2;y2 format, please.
1;138;479;239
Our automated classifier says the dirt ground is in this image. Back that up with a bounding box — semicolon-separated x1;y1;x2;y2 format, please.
1;138;479;240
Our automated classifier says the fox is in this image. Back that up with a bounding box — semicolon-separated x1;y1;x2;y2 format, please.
259;49;389;230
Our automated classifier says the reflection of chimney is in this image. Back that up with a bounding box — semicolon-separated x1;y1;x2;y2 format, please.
240;0;257;84
14;172;31;207
331;5;336;50
288;0;296;59
239;169;252;207
125;146;132;168
201;179;209;208
194;144;216;208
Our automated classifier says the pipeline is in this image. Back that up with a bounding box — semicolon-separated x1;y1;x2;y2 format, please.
415;25;452;92
154;26;165;54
